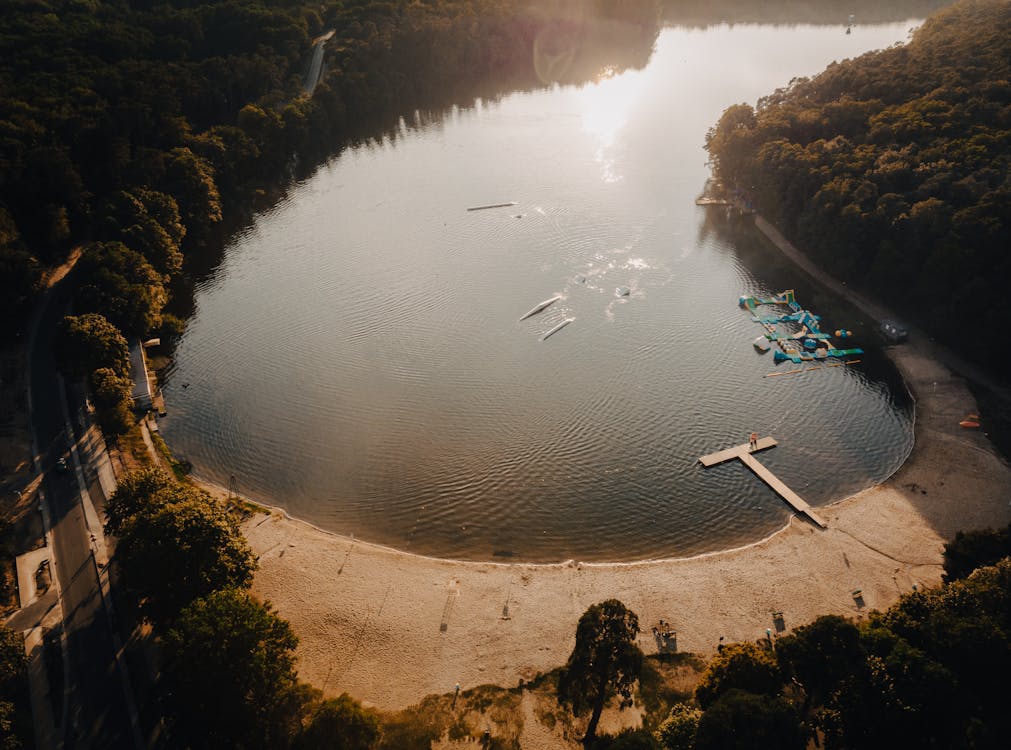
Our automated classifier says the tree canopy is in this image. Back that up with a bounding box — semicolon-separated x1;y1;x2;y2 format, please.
942;521;1011;582
53;313;130;380
704;0;1011;371
112;479;257;622
558;599;644;746
293;693;380;750
694;641;783;709
163;588;300;750
680;556;1011;749
74;241;167;336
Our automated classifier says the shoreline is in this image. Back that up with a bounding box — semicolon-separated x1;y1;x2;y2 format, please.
187;213;1011;712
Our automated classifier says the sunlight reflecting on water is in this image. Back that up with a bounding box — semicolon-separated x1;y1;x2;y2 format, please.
162;21;920;562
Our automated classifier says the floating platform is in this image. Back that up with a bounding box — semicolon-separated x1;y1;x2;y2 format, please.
541;318;574;341
519;295;561;321
699;438;827;528
467;202;517;211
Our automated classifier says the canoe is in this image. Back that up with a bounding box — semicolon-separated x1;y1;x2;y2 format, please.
541;318;574;341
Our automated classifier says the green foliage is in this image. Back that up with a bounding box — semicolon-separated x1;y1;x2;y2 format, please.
694;642;782;709
53;313;130;380
99;190;185;277
655;703;702;750
163;147;223;242
107;468;256;621
115;488;257;622
0;207;42;338
74;241;167;336
104;466;179;536
593;727;659;750
688;557;1011;750
294;693;380;750
704;0;1011;370
89;367;135;435
942;523;1011;582
0;625;25;750
0;700;17;750
558;599;643;745
774;615;863;709
374;706;444;750
694;690;805;750
0;626;25;696
163;588;300;750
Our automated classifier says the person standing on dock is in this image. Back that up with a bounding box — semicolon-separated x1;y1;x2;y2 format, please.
749;432;758;451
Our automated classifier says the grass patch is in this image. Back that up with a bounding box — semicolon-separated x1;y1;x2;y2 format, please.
150;430;190;481
120;425;152;468
228;498;269;517
637;653;707;732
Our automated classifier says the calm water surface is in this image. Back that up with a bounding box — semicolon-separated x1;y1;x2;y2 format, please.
162;22;919;561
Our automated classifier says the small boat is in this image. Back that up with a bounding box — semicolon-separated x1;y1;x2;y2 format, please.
753;336;770;352
541;318;574;341
519;295;561;321
467;201;517;211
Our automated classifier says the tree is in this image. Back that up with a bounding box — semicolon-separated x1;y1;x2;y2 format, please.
695;642;782;709
0;625;25;695
163;147;222;242
294;694;380;750
115;490;257;621
774;616;863;710
74;242;167;336
89;367;136;435
0;207;42;337
558;599;643;746
655;703;702;750
100;190;184;277
694;690;805;750
163;589;300;749
104;466;180;536
942;523;1011;582
53;313;130;380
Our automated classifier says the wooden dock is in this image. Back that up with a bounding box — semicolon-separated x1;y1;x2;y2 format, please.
699;438;827;528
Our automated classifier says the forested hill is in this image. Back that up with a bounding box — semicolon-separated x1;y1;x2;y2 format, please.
0;0;660;335
705;0;1011;373
661;0;952;26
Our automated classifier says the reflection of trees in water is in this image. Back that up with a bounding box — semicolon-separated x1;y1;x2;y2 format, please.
347;14;661;153
178;3;662;296
662;0;951;26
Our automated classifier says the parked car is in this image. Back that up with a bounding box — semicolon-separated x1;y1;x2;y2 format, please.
879;319;908;343
55;457;69;473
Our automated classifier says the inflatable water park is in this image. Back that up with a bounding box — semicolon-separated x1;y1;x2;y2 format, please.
739;289;863;371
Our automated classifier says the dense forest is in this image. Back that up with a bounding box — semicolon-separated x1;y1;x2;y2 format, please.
705;0;1011;372
660;0;952;26
651;553;1011;750
0;0;662;340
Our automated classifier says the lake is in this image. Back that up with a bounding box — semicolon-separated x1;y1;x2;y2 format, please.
160;20;920;562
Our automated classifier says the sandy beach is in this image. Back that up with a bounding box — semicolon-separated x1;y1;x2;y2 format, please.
235;331;1011;711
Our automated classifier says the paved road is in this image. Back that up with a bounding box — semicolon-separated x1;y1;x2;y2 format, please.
29;282;137;750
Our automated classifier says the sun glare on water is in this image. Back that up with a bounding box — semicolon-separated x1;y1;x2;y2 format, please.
577;66;647;182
